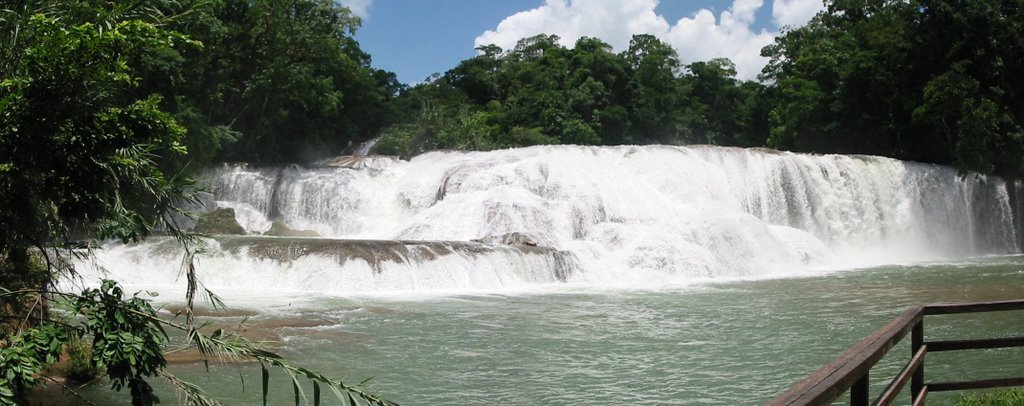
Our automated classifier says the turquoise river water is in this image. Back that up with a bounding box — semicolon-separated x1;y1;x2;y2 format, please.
63;255;1024;405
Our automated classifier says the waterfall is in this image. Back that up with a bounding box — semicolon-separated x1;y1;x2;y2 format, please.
351;137;380;156
80;145;1019;293
1011;179;1024;252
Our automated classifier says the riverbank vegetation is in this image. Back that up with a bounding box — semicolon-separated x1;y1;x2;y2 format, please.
0;0;396;404
2;0;1024;404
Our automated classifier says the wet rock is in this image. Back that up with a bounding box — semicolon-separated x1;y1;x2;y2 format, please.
193;208;246;235
263;221;320;237
474;232;540;247
315;155;400;169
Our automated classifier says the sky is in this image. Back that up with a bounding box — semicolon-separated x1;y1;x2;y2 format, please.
343;0;825;84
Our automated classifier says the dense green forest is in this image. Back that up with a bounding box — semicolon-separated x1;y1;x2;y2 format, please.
4;0;1016;174
141;0;401;165
764;0;1024;178
373;35;771;156
2;0;1024;404
377;0;1024;179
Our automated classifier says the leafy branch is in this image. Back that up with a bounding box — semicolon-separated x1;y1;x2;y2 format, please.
3;276;399;406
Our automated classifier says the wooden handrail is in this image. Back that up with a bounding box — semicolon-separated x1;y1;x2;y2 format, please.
927;336;1024;351
767;299;1024;406
769;307;923;405
873;344;926;405
924;300;1024;315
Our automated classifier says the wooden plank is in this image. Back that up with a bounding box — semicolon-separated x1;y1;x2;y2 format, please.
924;299;1024;315
911;386;927;406
873;345;926;405
926;336;1024;352
767;306;924;406
929;377;1024;392
910;321;924;405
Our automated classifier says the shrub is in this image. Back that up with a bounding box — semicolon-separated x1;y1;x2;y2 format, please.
63;339;100;383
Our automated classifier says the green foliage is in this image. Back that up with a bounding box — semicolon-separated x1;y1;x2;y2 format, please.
762;0;1024;176
161;0;399;164
61;338;100;383
624;34;682;141
371;124;419;157
0;325;68;405
383;0;1022;180
0;9;197;251
502;126;558;147
3;0;1023;402
955;389;1024;406
386;33;766;152
0;2;397;405
73;280;168;405
0;17;202;403
5;276;401;406
0;250;49;338
681;58;748;144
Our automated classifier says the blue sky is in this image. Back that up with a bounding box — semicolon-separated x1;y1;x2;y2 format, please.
344;0;824;83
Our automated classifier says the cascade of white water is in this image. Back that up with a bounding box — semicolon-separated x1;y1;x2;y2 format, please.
1014;180;1024;252
82;145;1019;293
72;237;576;296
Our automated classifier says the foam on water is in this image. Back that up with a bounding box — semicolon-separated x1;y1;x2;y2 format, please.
76;145;1019;294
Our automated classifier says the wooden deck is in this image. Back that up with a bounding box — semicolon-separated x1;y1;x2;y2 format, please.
768;300;1024;406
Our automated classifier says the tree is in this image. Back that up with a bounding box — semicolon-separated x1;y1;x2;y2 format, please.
622;34;682;142
761;0;1024;176
908;0;1024;177
377;32;774;152
158;0;399;165
567;37;631;144
681;58;745;145
445;44;503;104
0;2;396;404
0;5;196;404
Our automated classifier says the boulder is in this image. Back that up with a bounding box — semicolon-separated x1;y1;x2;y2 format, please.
193;208;246;235
263;221;320;237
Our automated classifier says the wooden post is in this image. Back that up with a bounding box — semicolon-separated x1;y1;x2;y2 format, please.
851;372;869;406
911;320;924;404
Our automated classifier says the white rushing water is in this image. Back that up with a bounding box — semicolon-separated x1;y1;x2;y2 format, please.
79;145;1020;294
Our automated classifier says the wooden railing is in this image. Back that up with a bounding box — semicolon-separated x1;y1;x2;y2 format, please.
768;299;1024;406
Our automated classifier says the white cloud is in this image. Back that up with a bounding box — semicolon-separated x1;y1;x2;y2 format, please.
474;0;822;81
772;0;825;28
475;0;669;52
663;1;775;80
339;0;373;20
731;0;764;24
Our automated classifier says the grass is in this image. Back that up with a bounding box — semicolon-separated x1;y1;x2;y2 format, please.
954;389;1024;406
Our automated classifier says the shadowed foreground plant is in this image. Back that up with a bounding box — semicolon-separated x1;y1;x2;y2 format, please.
2;276;399;406
60;337;99;383
0;1;398;404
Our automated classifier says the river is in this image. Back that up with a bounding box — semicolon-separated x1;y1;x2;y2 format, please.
66;145;1024;404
